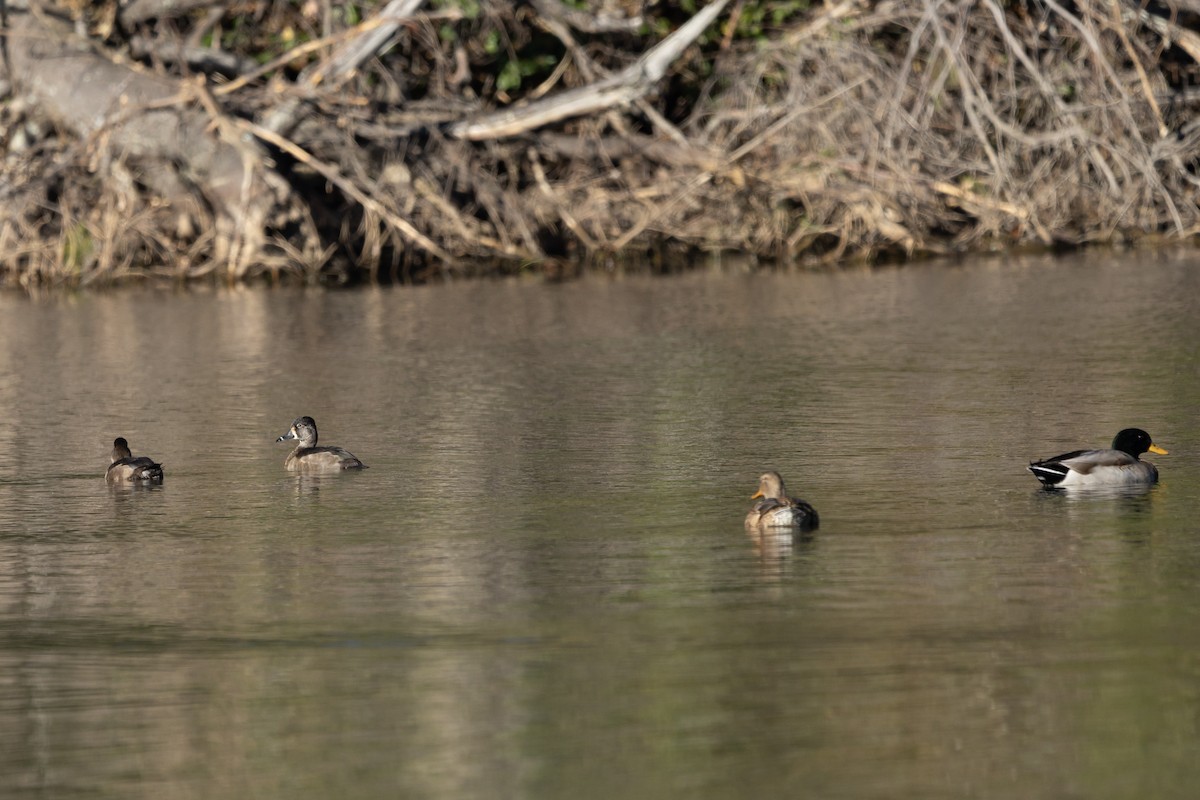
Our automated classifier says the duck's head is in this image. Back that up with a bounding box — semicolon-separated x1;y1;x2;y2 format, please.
1112;428;1168;457
752;471;787;500
111;437;132;462
277;416;318;447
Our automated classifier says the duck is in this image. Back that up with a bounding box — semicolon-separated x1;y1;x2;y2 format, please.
1028;428;1167;489
745;471;819;530
276;416;366;472
106;437;164;483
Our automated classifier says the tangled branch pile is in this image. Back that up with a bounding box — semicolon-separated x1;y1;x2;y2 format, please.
1;0;1199;288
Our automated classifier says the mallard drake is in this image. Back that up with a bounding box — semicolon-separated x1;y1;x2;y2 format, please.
106;437;164;483
276;416;366;472
745;471;819;530
1028;428;1167;489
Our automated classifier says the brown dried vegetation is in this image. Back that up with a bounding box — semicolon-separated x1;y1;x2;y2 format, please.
1;0;1200;289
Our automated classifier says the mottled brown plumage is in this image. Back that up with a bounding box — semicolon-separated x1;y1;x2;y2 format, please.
745;471;818;530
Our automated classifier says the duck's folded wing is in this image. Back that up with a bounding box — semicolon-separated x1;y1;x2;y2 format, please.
792;500;819;526
107;456;163;481
1049;448;1137;474
750;498;788;514
316;446;366;469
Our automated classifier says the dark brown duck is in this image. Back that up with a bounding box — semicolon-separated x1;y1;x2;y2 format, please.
106;437;164;483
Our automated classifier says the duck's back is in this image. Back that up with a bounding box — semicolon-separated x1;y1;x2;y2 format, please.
286;446;366;472
107;456;164;483
746;497;819;530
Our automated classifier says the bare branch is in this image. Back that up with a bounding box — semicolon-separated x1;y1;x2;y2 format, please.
447;0;730;141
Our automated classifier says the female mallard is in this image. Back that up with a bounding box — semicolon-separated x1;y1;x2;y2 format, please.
106;437;164;483
276;416;366;472
745;471;819;530
1028;428;1167;489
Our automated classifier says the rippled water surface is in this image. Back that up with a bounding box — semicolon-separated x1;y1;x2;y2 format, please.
4;252;1200;798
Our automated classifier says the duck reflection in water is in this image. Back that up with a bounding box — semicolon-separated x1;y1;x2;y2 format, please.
746;524;817;583
289;474;344;498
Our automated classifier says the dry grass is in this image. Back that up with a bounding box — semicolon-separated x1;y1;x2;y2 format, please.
2;0;1199;288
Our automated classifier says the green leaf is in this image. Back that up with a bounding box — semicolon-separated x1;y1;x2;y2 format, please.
497;60;522;92
484;29;501;54
62;223;93;272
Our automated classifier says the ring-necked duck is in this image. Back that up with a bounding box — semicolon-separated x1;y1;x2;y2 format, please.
745;471;818;530
276;416;366;472
106;437;164;483
1028;428;1167;488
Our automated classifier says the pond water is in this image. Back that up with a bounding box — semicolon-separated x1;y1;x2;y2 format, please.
3;251;1200;798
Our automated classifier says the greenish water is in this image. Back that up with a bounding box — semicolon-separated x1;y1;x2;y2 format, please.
3;252;1200;798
